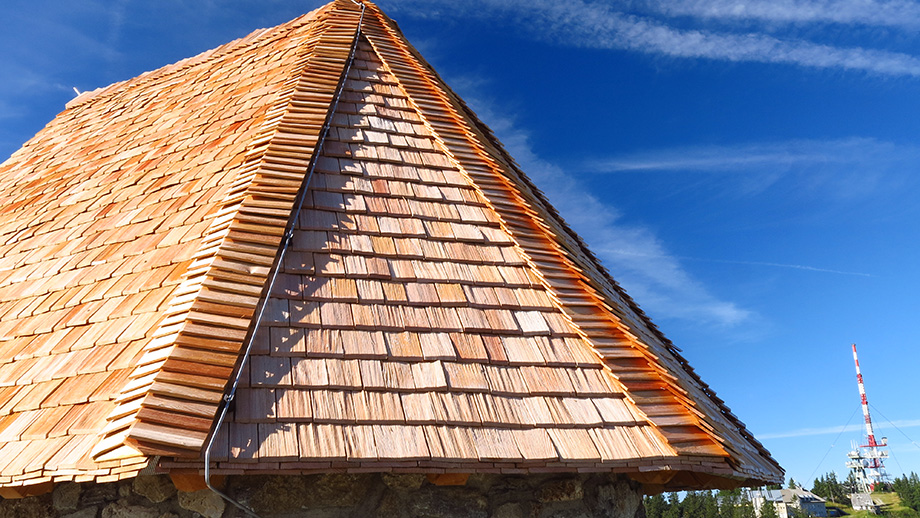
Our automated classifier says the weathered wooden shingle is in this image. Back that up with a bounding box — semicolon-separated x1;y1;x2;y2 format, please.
0;0;781;493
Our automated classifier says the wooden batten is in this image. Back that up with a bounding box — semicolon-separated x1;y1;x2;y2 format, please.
169;471;226;492
0;481;54;499
426;473;470;486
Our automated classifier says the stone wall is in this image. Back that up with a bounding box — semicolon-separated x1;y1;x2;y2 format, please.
0;472;646;518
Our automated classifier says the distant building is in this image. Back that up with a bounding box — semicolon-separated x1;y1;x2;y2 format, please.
849;492;881;514
750;488;828;518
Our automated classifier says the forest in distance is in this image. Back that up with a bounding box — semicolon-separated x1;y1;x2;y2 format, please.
643;472;920;518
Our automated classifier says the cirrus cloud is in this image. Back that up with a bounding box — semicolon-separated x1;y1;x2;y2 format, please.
383;0;920;77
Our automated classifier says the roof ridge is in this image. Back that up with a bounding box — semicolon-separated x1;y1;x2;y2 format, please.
445;78;785;480
351;19;677;460
164;33;692;480
358;2;781;484
92;2;365;460
357;3;726;468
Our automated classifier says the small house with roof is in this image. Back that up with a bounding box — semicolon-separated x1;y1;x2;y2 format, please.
0;1;782;516
750;488;828;518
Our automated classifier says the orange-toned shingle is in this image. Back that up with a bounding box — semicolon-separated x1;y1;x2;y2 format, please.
0;0;781;492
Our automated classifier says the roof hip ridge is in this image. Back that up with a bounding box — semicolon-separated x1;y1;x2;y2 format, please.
356;1;781;483
91;1;366;461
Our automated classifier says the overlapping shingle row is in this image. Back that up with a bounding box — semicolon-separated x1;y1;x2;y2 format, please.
0;0;781;493
0;1;358;486
355;5;779;485
157;41;677;475
107;0;366;461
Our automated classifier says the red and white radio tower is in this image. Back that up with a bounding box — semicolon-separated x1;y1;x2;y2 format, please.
846;344;890;494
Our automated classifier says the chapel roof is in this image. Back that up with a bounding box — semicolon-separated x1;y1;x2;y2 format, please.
0;0;782;493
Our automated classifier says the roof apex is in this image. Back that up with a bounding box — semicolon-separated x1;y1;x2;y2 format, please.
0;0;781;491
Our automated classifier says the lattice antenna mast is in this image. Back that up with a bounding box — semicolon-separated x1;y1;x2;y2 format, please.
848;344;890;492
853;344;879;448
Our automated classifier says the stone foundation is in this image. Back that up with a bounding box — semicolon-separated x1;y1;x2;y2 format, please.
0;472;645;518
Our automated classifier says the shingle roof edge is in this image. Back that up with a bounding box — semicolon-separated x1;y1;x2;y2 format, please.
357;1;782;486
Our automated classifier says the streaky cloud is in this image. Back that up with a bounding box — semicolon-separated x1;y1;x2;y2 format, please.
454;90;754;328
691;258;873;278
607;249;873;277
586;137;920;205
529;2;920;77
588;138;920;173
760;419;920;440
383;0;920;77
649;0;920;29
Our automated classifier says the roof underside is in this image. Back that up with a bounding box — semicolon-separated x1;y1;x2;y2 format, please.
0;0;782;491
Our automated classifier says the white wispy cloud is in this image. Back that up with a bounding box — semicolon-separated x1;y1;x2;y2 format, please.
587;137;920;202
649;0;920;29
588;138;918;173
0;101;26;121
556;9;920;76
384;0;920;77
448;95;894;325
460;93;753;327
0;63;71;97
760;419;920;440
0;4;123;107
612;250;874;277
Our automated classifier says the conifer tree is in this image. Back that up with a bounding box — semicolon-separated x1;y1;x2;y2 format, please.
814;472;845;504
759;497;779;518
737;497;756;518
718;489;741;518
893;472;920;512
682;491;705;518
645;493;668;518
704;490;721;518
664;492;682;518
812;476;826;500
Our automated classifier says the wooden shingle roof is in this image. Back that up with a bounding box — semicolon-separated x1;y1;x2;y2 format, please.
0;0;782;493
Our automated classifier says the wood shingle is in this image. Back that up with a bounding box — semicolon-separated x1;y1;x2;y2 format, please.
0;0;781;493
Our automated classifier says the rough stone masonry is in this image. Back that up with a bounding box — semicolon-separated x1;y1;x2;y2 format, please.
0;472;646;518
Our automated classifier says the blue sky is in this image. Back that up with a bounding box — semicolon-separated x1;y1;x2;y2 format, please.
2;0;919;487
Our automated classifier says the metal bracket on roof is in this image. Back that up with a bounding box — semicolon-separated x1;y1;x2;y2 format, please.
201;3;367;517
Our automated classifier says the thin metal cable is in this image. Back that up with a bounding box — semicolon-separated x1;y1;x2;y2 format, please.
869;403;920;450
807;406;859;485
868;403;920;476
202;4;366;516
